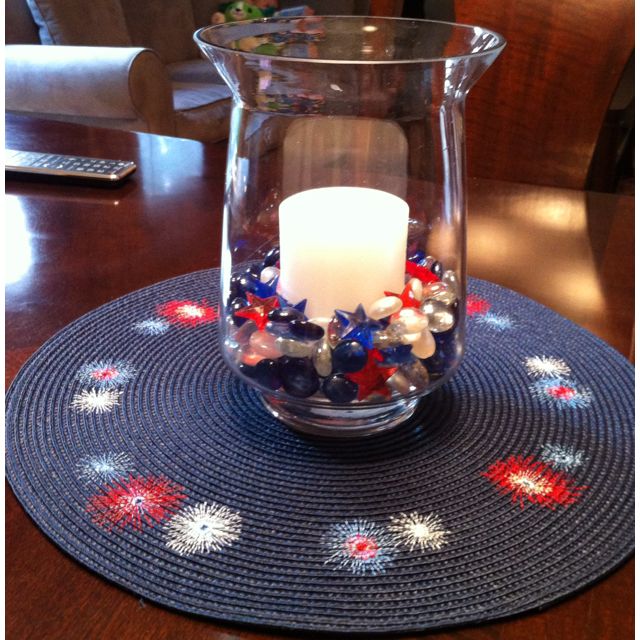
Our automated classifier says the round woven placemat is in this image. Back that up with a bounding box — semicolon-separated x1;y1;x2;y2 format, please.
6;269;634;634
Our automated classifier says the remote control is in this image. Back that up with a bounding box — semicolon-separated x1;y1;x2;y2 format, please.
5;149;137;183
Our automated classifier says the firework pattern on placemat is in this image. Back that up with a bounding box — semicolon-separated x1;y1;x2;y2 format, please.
5;270;634;633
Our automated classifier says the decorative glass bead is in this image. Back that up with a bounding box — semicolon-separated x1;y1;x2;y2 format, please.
275;336;315;358
268;306;304;324
420;299;456;333
312;340;333;377
407;278;424;302
231;320;256;346
367;295;403;320
240;347;264;367
399;359;431;387
255;358;282;390
322;374;358;403
279;357;320;398
260;266;280;284
442;269;459;296
249;330;282;359
289;319;325;341
386;370;416;394
262;246;280;268
332;340;367;373
393;307;429;333
410;328;436;359
422;281;457;305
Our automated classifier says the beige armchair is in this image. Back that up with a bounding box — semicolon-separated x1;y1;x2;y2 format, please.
5;0;371;142
5;0;233;141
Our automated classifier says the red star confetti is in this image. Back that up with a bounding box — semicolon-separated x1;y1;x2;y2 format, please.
157;300;219;327
384;282;421;309
346;349;397;400
482;455;586;509
405;260;439;284
234;293;280;331
88;475;186;531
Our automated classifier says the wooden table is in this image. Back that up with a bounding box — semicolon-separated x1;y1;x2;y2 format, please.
5;114;634;640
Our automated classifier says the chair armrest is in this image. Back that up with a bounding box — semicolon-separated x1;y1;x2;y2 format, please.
6;45;176;135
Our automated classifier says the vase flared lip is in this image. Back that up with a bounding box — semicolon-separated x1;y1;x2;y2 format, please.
194;15;506;65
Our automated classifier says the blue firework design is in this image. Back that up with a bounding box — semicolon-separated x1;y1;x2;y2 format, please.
540;444;587;471
133;318;171;336
529;377;592;409
475;312;514;331
77;360;136;389
78;452;132;485
322;520;394;576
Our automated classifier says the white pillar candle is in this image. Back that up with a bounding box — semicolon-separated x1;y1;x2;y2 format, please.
278;187;409;320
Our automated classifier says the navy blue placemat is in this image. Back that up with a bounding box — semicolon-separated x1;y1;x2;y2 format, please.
6;269;634;634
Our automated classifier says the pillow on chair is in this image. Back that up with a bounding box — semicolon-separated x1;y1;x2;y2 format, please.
25;0;131;45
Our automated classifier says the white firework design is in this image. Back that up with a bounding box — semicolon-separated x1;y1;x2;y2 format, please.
78;452;132;484
525;356;571;379
71;389;122;413
165;502;242;556
475;312;514;331
133;318;171;336
322;520;394;575
76;360;136;389
540;444;587;472
388;512;450;551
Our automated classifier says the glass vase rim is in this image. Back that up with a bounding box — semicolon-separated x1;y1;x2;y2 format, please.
194;15;506;66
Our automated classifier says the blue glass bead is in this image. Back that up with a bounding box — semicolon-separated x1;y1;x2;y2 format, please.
408;250;426;263
323;374;358;403
237;362;257;379
230;297;249;326
229;274;245;300
378;344;414;365
289;320;324;341
245;263;262;278
429;259;443;279
262;247;280;268
268;307;304;324
332;340;367;373
424;332;458;379
238;273;276;298
255;358;282;390
279;357;320;398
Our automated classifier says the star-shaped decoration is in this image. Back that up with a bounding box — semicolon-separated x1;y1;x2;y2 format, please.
234;293;280;330
345;349;398;400
276;295;307;316
377;344;414;366
384;282;421;309
335;304;383;350
405;260;439;284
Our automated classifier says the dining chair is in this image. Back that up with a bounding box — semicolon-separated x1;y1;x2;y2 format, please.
454;0;633;189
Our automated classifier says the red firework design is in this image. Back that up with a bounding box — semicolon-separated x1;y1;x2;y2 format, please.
546;384;577;401
482;455;586;509
157;300;219;327
91;366;119;382
466;294;491;317
88;475;186;531
345;534;379;561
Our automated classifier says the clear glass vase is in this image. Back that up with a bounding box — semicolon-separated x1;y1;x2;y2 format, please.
195;17;504;437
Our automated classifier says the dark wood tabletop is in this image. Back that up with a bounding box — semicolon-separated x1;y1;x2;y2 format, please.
5;113;634;640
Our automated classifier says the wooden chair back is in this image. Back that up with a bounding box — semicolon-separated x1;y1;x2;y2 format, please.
455;0;634;189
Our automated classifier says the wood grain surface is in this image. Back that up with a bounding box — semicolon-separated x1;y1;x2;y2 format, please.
5;114;634;640
455;0;634;190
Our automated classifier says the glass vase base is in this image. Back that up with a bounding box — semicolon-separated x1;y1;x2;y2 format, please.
261;395;419;438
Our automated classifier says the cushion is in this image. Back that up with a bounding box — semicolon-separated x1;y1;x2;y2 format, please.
172;82;232;111
25;0;131;46
167;59;224;84
121;0;200;64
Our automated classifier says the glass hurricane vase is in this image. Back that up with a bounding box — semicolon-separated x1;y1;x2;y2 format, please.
195;16;505;436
